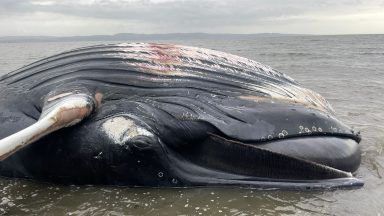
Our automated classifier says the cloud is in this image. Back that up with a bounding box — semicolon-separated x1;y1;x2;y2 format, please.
0;0;383;36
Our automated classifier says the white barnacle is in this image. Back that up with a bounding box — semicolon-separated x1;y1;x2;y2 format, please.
158;172;164;178
102;116;153;145
299;125;304;134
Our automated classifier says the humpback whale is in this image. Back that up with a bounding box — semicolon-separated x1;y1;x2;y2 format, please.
0;43;362;189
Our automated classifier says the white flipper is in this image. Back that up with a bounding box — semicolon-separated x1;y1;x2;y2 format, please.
0;94;95;160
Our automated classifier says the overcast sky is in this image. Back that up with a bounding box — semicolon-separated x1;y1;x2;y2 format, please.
0;0;383;36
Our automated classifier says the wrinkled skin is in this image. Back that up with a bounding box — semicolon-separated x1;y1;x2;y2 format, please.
0;43;362;189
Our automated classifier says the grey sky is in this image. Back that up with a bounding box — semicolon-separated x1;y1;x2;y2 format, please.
0;0;383;36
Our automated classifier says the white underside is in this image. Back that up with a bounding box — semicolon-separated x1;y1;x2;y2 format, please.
102;115;154;145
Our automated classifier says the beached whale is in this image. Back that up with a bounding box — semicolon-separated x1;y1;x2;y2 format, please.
0;43;362;189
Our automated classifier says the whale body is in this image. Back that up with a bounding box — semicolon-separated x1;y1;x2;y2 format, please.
0;43;362;189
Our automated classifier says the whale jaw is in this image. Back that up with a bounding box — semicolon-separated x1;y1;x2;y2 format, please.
161;132;362;189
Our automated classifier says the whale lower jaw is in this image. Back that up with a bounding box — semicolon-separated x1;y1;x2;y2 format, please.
161;135;363;190
165;149;364;190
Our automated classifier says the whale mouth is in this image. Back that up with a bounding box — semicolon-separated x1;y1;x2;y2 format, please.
255;136;361;173
163;133;363;189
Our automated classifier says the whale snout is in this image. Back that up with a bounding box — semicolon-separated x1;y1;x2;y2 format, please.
164;95;363;188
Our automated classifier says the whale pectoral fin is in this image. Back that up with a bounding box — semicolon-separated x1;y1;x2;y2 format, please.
0;93;96;161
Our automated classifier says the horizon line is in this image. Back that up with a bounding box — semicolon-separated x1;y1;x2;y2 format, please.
2;32;384;38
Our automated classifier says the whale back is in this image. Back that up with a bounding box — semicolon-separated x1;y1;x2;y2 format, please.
1;43;331;111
